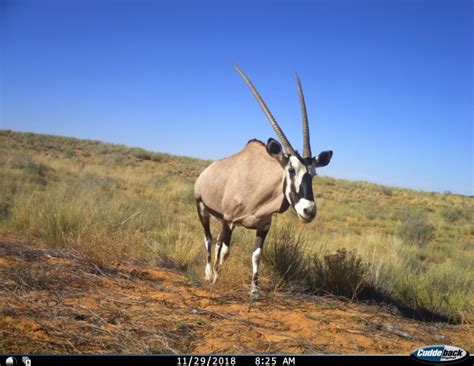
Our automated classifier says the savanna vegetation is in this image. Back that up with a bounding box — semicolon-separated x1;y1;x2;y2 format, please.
0;130;472;323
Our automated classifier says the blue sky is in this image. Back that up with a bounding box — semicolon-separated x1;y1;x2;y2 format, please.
1;0;472;195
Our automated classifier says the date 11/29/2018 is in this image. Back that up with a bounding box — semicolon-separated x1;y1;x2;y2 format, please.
177;357;236;366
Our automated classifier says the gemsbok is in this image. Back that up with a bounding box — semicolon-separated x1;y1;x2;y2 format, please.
194;66;333;298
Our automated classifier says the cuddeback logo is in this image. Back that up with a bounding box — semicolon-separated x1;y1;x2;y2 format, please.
411;345;469;364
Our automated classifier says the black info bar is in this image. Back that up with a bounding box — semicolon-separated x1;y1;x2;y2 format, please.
2;354;474;366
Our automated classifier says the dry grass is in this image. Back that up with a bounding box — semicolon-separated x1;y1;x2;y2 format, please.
2;240;472;354
0;242;196;353
0;129;473;323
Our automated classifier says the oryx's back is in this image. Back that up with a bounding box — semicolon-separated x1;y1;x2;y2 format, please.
194;140;284;228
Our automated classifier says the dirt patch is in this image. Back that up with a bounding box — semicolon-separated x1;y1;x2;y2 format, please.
0;236;472;354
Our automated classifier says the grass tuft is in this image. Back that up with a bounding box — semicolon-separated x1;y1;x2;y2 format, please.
264;225;309;291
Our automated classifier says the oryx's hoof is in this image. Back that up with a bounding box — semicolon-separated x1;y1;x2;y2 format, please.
211;270;219;284
204;264;213;282
249;287;260;300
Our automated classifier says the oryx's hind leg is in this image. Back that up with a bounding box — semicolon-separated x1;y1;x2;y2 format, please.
196;200;213;281
213;221;232;284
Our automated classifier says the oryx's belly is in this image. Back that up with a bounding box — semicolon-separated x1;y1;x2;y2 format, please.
223;213;271;231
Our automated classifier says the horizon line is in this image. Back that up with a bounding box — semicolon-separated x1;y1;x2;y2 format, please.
1;128;472;198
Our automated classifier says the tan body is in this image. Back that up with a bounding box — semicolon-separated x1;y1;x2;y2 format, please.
194;140;287;230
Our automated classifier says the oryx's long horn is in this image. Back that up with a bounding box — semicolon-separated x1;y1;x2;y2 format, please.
234;65;296;155
296;74;311;159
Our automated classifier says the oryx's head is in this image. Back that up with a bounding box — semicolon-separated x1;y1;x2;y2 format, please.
235;66;333;223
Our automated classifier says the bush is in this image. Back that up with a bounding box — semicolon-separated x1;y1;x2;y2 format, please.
440;206;471;223
265;229;368;300
381;186;393;196
264;226;309;290
63;147;76;158
310;248;367;300
397;208;435;246
361;200;388;221
0;199;11;221
129;147;152;160
129;147;165;162
11;156;50;177
8;156;51;186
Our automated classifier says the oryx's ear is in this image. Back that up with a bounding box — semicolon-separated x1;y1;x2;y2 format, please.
313;150;333;168
266;138;287;164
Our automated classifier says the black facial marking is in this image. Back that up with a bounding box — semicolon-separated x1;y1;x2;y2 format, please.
280;180;290;213
288;168;298;205
298;172;314;201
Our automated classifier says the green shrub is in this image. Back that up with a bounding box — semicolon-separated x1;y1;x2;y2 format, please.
397;207;435;246
440;205;471;223
361;200;388;221
63;147;75;158
10;156;50;177
311;248;367;300
0;199;11;221
9;157;50;186
128;147;165;162
381;186;393;196
129;147;153;160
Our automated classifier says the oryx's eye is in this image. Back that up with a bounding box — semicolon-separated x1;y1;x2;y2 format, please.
288;167;295;175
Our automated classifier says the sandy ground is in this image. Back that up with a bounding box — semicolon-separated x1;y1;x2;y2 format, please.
0;234;472;354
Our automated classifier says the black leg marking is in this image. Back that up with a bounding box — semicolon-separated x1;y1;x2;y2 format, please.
213;221;232;283
250;225;270;299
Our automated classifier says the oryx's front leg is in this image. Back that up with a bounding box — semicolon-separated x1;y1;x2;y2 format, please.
250;224;270;299
213;221;232;284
